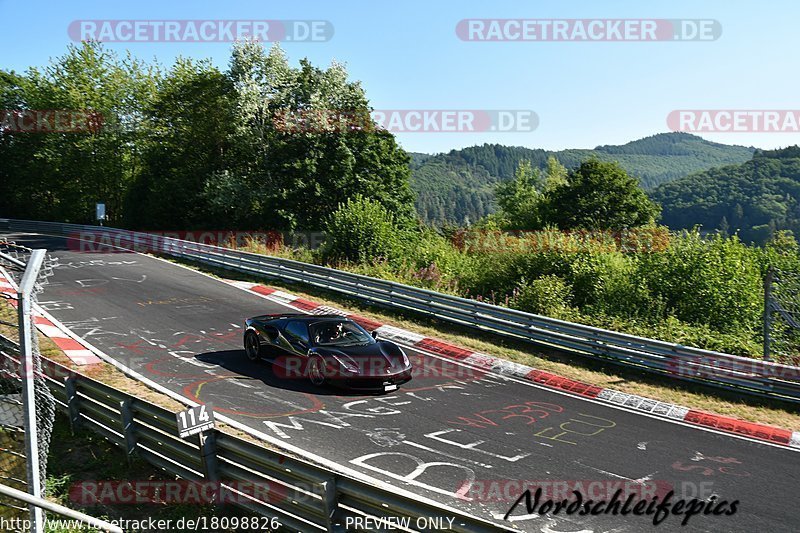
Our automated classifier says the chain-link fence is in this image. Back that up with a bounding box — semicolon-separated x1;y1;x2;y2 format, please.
764;267;800;365
0;241;57;530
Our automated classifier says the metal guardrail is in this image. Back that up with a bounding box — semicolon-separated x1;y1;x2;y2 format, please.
3;218;800;404
0;346;506;532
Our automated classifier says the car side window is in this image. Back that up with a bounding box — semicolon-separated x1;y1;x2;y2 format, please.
284;320;309;345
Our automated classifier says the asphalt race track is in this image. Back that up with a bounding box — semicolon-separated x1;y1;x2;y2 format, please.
6;232;799;532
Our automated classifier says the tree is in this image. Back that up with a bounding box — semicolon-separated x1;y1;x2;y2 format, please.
126;58;235;228
409;135;753;227
495;160;542;229
543;159;660;229
222;41;415;230
718;216;730;236
0;42;157;224
543;156;568;192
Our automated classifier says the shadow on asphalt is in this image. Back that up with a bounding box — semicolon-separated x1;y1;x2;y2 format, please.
195;349;385;397
8;233;73;251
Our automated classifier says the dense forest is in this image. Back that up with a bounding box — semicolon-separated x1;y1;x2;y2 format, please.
653;147;800;244
411;133;755;225
0;42;414;230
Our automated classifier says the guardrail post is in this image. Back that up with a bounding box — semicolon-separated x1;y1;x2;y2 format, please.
119;399;137;464
200;430;219;481
64;375;80;433
199;430;221;507
320;476;338;532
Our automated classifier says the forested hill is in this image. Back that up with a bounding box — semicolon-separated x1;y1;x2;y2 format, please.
652;146;800;244
410;133;754;225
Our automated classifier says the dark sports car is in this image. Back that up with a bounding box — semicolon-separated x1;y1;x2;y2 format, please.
243;313;413;392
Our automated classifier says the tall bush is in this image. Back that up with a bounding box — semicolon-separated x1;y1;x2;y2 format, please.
510;275;575;319
639;231;763;333
321;195;404;264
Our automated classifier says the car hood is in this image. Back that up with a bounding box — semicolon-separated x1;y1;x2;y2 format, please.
315;341;408;371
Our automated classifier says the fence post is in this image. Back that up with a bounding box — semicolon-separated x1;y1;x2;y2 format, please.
764;267;774;362
64;376;80;433
119;399;136;464
17;249;45;533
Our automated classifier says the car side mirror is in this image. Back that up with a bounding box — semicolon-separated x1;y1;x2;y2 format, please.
371;331;378;340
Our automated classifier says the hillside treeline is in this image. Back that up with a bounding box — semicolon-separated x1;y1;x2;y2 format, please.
653;147;800;244
412;134;755;225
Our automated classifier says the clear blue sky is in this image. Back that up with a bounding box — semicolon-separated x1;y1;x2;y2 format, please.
1;0;799;154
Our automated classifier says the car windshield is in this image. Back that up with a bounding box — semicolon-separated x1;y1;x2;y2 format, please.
310;320;374;347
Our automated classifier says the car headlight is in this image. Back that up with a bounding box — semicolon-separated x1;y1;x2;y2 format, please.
333;354;359;373
399;348;410;367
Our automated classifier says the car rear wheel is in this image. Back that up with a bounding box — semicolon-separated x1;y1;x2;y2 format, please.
307;355;327;386
244;331;263;361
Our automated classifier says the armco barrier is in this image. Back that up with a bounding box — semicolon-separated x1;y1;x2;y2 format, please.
0;342;507;532
3;218;800;404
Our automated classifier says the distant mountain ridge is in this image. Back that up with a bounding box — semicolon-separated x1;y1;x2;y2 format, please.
410;132;755;225
652;146;800;244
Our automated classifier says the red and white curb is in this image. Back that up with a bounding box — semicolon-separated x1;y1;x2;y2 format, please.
32;315;102;365
0;270;101;366
0;275;15;298
229;280;800;451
